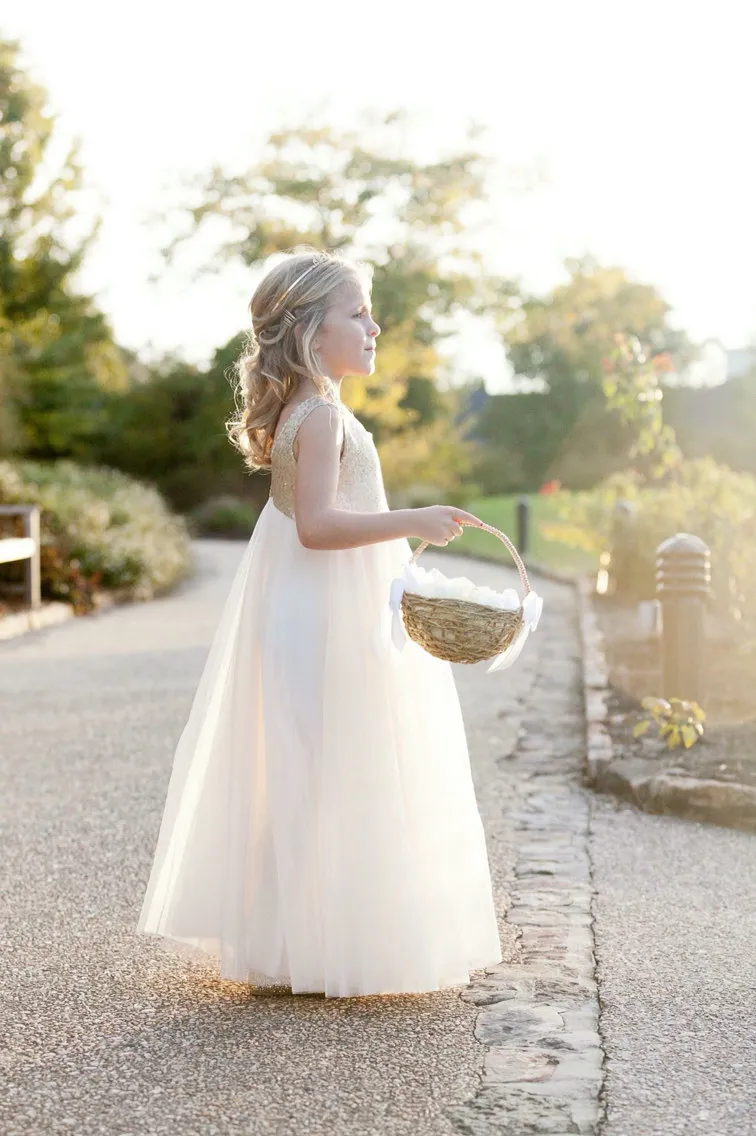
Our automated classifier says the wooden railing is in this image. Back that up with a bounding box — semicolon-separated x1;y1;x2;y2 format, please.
0;505;41;611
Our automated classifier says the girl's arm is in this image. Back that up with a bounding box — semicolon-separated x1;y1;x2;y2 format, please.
293;404;481;551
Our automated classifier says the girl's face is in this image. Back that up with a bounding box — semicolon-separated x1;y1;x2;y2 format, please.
314;277;380;380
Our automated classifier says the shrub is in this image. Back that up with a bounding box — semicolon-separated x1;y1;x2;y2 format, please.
545;458;756;630
0;459;192;612
189;496;260;539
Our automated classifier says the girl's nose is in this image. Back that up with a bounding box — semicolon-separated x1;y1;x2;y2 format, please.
369;320;380;338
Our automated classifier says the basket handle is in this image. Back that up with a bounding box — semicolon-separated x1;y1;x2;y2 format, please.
410;519;532;597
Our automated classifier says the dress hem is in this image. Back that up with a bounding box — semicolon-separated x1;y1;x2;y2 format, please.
138;927;503;998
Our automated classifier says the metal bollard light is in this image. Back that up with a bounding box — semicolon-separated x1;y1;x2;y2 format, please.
516;496;530;557
655;533;711;704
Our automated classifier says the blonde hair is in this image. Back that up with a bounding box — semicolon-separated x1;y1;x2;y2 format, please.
227;248;372;471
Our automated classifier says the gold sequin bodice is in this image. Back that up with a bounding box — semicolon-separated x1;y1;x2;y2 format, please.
269;396;388;520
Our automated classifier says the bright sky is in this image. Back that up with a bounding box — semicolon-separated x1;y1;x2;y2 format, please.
4;1;754;392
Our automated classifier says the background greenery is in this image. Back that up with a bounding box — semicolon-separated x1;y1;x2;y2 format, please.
0;459;191;611
436;493;598;577
1;35;755;629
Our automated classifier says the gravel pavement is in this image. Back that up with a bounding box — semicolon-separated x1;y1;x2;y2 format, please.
591;796;756;1136
10;537;752;1135
1;540;573;1136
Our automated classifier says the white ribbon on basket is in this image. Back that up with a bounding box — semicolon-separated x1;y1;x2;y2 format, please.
388;564;543;673
486;589;543;672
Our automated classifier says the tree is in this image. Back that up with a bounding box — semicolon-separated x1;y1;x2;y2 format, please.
479;258;697;489
95;338;273;512
0;37;128;460
599;332;682;480
502;256;693;396
154;116;517;499
664;368;756;477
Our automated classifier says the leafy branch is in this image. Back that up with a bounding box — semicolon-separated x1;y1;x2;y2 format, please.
600;332;682;481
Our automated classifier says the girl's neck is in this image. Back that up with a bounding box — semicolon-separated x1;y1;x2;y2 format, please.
300;376;343;403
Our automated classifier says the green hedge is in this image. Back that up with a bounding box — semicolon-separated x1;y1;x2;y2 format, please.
189;495;261;539
0;460;192;612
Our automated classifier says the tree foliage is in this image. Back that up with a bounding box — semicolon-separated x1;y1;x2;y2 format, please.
0;36;128;460
599;332;682;479
664;367;756;477
93;341;259;512
502;256;693;396
474;258;696;491
156;117;515;498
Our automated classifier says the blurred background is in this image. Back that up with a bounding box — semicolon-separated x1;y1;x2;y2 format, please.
1;1;754;649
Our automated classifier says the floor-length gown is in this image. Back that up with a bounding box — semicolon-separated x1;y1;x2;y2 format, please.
136;395;502;997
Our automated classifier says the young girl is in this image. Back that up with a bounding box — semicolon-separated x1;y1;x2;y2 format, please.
136;248;502;997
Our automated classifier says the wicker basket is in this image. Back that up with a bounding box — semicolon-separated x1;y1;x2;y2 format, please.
400;520;532;664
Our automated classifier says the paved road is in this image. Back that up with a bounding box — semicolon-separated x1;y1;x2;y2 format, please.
1;540;574;1136
6;538;754;1135
591;796;756;1135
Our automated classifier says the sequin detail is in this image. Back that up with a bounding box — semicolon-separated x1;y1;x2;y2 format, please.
269;396;387;520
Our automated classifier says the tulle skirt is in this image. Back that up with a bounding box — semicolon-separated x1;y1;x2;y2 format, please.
136;498;502;997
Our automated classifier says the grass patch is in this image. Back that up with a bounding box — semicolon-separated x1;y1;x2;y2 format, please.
448;493;598;577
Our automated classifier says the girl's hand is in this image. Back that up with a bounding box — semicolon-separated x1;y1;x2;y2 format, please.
410;506;485;547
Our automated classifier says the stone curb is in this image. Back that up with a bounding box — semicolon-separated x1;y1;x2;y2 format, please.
0;600;75;642
0;592;119;643
450;788;605;1134
448;580;606;1135
575;577;756;833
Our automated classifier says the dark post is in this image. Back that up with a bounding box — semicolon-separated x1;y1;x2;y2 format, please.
516;496;529;557
655;533;711;704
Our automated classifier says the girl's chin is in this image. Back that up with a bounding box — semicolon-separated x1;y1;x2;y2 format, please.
345;360;376;378
337;354;377;379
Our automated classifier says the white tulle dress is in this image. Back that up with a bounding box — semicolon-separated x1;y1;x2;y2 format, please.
136;394;502;997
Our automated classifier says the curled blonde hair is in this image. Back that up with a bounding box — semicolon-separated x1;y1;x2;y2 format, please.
227;247;372;471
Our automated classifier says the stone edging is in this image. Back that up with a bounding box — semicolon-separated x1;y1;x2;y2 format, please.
449;570;606;1135
575;577;756;833
0;592;119;643
451;786;605;1134
0;600;75;642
